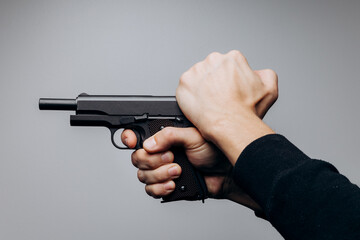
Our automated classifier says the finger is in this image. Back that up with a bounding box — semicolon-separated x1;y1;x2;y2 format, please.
145;181;176;198
131;149;174;170
121;129;137;149
142;127;205;153
137;163;181;184
254;69;279;118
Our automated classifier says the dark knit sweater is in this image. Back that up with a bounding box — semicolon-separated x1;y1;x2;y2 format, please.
233;134;360;240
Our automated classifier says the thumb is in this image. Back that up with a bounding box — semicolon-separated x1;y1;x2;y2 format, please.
253;69;279;118
143;127;205;153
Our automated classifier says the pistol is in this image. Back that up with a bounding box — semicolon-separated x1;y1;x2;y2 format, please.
39;93;208;203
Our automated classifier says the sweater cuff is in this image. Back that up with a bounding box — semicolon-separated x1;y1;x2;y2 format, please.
233;134;310;210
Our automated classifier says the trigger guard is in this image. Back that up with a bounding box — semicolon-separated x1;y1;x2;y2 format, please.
109;128;142;150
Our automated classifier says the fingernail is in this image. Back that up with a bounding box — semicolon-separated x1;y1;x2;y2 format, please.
161;152;171;163
124;138;128;146
168;166;179;176
164;181;174;191
143;137;156;150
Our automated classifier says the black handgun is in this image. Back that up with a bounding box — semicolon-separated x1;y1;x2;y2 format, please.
39;93;207;203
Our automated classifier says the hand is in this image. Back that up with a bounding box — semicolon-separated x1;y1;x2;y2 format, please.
176;50;278;164
121;51;277;214
122;127;262;212
121;52;277;211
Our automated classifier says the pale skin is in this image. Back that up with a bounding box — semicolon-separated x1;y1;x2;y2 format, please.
122;50;278;212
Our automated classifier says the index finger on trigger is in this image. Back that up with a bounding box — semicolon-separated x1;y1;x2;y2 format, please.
121;129;138;149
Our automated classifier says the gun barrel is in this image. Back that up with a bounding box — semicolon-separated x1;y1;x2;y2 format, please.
39;98;77;111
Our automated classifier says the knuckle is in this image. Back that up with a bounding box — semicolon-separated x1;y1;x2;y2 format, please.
161;127;175;141
131;151;139;167
179;71;191;86
138;153;154;169
209;51;221;56
206;51;221;62
144;157;154;169
228;49;241;56
145;185;162;199
264;69;279;97
192;62;204;73
238;53;247;63
132;149;147;168
137;170;146;183
228;49;241;55
228;50;247;62
144;185;153;197
179;76;186;87
271;81;279;100
265;69;278;83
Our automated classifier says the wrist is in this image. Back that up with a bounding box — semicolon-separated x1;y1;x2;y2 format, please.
206;113;274;165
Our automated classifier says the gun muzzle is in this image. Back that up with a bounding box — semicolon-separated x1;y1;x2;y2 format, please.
39;98;77;111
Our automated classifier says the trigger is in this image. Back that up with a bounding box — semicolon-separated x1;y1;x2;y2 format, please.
132;129;142;149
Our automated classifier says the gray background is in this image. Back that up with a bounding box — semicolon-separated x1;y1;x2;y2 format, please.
0;0;359;239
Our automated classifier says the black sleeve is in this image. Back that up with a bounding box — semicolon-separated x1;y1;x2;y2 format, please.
233;134;360;240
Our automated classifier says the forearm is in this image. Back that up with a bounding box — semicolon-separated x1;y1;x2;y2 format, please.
233;134;360;239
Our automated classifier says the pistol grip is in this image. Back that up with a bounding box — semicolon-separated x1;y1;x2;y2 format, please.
145;119;208;202
162;147;207;202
